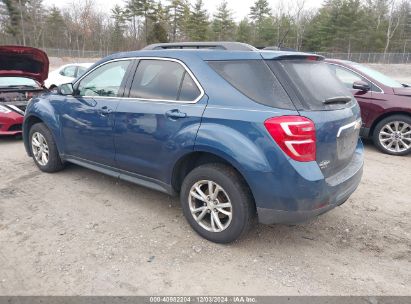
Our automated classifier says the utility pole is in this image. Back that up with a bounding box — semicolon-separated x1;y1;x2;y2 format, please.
18;0;26;45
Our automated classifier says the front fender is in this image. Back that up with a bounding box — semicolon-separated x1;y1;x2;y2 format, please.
23;96;62;156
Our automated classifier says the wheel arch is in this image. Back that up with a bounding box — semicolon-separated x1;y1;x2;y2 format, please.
171;151;256;208
23;115;44;156
370;111;411;137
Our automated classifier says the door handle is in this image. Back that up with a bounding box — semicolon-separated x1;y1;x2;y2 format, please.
100;106;113;116
165;109;187;119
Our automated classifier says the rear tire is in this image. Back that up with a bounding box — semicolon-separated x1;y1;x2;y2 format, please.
373;115;411;156
29;123;64;172
180;163;254;243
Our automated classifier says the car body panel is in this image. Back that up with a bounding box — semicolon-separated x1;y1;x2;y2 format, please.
59;95;119;166
300;104;362;178
24;49;364;225
114;96;209;183
0;110;24;135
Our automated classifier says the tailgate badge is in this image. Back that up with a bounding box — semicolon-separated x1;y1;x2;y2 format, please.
354;119;362;130
319;160;331;169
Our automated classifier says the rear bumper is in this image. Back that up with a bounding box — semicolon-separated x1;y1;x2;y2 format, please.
360;127;371;138
0;112;23;135
249;141;364;225
257;165;362;224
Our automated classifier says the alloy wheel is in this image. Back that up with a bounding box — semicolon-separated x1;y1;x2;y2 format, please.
188;180;233;233
378;121;411;153
32;132;50;166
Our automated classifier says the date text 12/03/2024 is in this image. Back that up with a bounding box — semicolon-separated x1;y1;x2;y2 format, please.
149;297;257;303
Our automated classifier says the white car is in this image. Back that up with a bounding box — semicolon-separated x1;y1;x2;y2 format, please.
45;63;94;89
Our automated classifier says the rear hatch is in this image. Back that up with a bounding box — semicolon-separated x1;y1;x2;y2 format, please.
264;55;361;178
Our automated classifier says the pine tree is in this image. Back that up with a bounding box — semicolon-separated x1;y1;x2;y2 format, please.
187;0;209;41
167;0;190;41
211;0;236;41
249;0;271;24
111;5;127;51
249;0;272;45
2;0;22;42
126;0;156;44
236;18;252;42
45;6;66;48
148;1;169;43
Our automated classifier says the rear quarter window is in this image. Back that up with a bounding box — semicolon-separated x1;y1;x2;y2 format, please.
207;60;295;110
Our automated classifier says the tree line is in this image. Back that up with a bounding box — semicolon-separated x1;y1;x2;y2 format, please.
0;0;410;55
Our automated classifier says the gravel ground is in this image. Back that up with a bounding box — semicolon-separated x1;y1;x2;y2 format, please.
0;138;410;295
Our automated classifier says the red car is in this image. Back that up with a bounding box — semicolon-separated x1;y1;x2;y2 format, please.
0;46;48;136
326;59;411;156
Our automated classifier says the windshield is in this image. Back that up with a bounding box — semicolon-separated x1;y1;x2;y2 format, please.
0;77;39;88
352;63;403;88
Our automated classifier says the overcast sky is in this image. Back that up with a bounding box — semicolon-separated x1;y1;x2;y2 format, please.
43;0;324;21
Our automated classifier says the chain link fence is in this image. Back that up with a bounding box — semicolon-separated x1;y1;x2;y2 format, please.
45;49;410;64
316;52;411;64
40;48;114;58
5;46;411;64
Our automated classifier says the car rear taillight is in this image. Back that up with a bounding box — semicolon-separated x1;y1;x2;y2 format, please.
264;116;316;162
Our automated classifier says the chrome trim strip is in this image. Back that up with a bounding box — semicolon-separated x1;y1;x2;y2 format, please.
7;104;25;115
74;56;205;104
327;63;385;94
337;118;362;138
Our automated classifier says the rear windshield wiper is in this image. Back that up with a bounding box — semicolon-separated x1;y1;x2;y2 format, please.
323;96;352;105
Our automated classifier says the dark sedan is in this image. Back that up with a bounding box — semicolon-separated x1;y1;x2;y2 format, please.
326;59;411;156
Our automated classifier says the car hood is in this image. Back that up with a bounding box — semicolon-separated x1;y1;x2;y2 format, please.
0;46;49;85
393;87;411;97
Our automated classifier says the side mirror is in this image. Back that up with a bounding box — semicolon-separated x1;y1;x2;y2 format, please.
57;83;74;95
353;81;370;92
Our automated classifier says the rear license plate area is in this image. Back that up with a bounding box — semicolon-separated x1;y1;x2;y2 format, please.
337;128;359;160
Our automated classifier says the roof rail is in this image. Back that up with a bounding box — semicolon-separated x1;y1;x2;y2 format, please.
142;42;257;51
262;46;297;52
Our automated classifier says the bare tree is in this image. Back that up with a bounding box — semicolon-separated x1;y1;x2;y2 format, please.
294;0;306;50
384;0;401;55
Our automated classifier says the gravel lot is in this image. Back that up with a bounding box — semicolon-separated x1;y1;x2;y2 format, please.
0;138;410;295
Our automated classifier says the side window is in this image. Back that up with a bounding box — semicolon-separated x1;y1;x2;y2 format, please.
129;60;200;101
330;65;379;91
60;66;77;77
208;60;294;109
179;72;201;101
77;60;131;97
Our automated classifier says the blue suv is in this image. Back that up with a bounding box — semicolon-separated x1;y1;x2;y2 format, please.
23;42;364;243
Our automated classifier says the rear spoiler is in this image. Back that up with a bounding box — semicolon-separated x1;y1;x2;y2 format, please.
260;52;324;61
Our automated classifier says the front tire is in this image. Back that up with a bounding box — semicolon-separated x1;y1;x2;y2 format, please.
373;115;411;156
29;123;64;172
180;163;254;243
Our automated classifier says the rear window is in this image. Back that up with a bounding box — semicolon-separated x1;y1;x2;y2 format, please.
208;60;294;110
269;60;354;110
